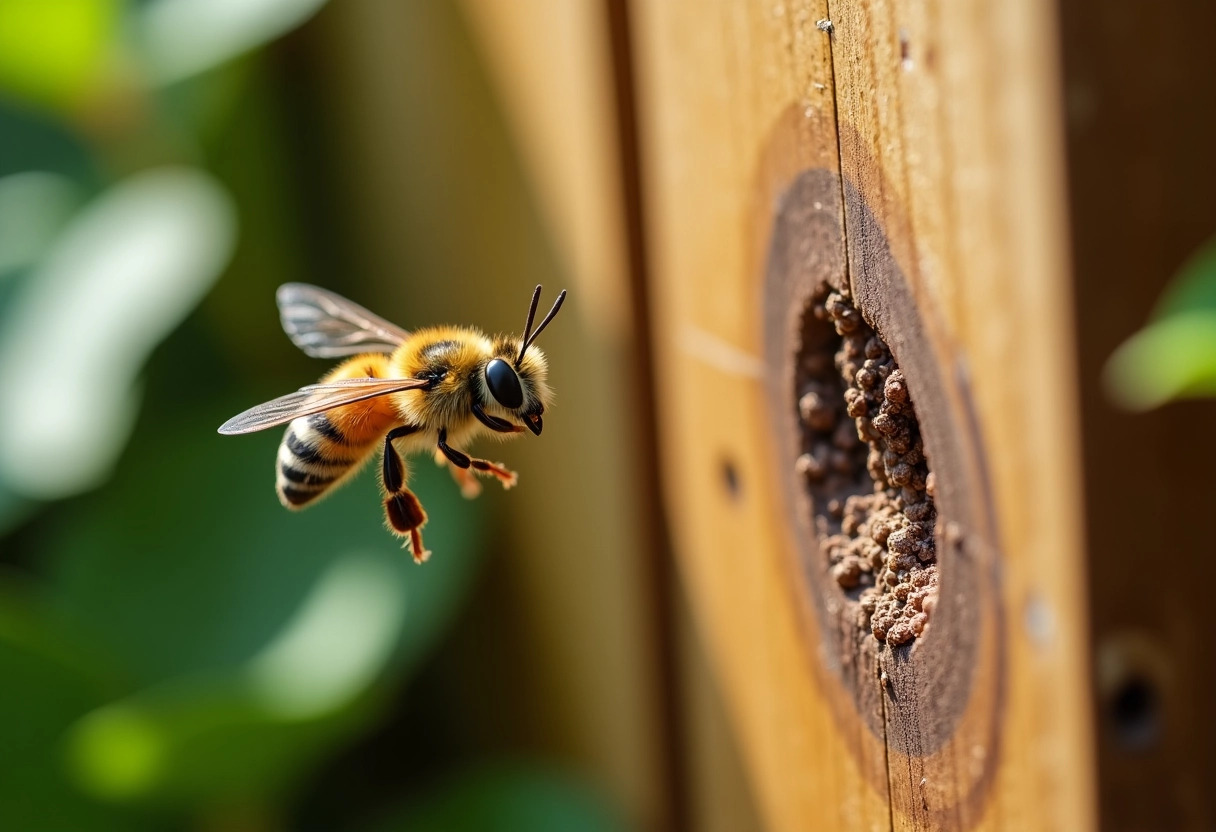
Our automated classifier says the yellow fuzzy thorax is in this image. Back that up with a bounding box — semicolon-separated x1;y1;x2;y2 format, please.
385;324;552;442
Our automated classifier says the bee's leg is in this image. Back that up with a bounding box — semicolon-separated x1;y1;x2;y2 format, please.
471;401;524;433
432;448;482;498
449;461;485;499
381;425;419;492
384;490;430;563
437;428;519;490
381;425;430;562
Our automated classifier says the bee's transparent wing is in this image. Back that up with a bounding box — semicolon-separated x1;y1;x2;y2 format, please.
277;283;411;358
218;377;428;435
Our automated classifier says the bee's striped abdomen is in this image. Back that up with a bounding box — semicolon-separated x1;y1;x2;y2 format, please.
275;412;373;509
271;352;401;509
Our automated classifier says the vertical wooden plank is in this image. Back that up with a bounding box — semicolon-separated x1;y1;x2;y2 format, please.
302;2;673;829
454;2;680;827
635;0;1097;829
826;0;1096;828
458;0;632;342
676;591;766;832
452;3;773;828
631;2;893;831
1056;0;1216;828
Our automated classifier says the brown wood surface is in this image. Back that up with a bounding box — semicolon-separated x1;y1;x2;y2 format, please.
631;1;1096;830
1058;0;1216;829
460;4;769;829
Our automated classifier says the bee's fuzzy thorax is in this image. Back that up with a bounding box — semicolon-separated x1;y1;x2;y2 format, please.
383;326;552;443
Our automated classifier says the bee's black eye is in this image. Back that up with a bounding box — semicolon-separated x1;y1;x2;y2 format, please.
485;358;524;409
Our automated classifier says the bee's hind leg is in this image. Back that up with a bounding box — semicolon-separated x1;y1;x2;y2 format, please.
437;428;518;490
382;425;430;563
384;490;430;563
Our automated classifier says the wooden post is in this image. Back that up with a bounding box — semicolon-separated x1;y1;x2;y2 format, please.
630;0;1095;829
1059;0;1216;828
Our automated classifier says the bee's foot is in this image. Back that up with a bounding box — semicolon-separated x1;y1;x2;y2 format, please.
471;459;517;489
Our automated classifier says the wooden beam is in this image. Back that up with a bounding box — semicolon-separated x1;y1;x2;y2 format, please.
631;0;1096;828
1058;0;1216;827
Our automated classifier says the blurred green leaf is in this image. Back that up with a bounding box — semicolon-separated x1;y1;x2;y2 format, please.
66;675;366;804
67;549;410;802
1106;235;1216;410
0;580;147;832
37;404;484;806
1105;310;1216;410
0;102;100;183
137;0;329;85
0;0;120;109
364;765;629;832
1155;236;1216;319
0;167;236;499
0;172;83;277
0;482;35;537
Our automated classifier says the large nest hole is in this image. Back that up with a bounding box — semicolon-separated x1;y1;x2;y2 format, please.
795;283;939;645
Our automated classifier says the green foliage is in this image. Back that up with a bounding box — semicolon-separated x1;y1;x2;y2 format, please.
0;0;120;109
0;2;626;829
1106;237;1216;409
0;405;485;823
366;765;628;832
0;582;141;832
0;169;237;498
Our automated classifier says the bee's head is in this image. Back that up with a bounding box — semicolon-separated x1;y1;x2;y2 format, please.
479;286;566;435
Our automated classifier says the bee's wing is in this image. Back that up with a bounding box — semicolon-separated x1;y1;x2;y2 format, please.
218;377;428;435
277;283;411;358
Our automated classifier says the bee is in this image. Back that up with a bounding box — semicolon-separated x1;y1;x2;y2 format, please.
219;283;566;563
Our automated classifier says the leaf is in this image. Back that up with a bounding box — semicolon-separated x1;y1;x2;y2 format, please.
0;0;120;110
1154;236;1216;320
0;172;83;277
363;764;629;832
65;668;368;804
39;404;485;806
0;579;145;832
137;0;330;85
0;168;236;499
1104;310;1216;410
0;102;99;184
1106;235;1216;410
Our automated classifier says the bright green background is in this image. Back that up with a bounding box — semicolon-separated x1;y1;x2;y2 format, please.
0;2;627;829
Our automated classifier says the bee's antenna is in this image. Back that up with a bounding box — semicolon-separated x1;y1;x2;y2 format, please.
516;286;567;368
519;285;543;350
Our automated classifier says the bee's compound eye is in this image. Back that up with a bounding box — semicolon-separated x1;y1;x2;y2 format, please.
485;358;524;409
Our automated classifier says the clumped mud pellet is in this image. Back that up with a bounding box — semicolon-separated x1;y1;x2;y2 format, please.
796;284;939;646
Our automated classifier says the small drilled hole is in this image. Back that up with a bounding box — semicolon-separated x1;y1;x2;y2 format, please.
1108;675;1161;751
721;458;741;500
795;285;938;645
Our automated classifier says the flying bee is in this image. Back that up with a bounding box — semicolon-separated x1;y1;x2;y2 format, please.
219;283;566;563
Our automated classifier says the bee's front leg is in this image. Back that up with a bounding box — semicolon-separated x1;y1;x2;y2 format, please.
437;428;518;490
471;401;524;433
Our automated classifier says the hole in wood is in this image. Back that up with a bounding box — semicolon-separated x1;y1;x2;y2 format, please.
1107;674;1161;751
765;168;1001;785
795;282;939;645
720;457;742;500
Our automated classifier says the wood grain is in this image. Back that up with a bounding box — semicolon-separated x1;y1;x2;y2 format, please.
631;3;892;830
631;0;1097;829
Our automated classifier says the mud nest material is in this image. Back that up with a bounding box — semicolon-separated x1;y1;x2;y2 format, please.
795;284;939;646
